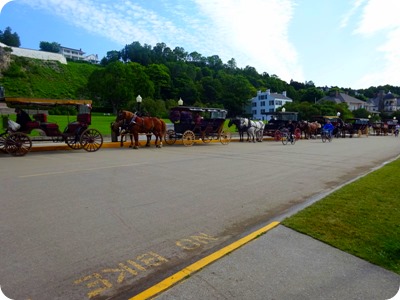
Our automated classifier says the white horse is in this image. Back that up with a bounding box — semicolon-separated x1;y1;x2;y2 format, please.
240;118;265;142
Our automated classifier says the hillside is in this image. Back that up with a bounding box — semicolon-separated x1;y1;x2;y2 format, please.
0;49;100;100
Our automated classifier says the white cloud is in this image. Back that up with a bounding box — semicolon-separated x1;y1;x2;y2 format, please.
352;0;400;87
19;0;302;82
194;0;302;80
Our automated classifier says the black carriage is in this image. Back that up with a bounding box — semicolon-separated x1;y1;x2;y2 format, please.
384;119;398;135
165;106;231;146
344;118;370;137
263;111;301;141
0;97;103;156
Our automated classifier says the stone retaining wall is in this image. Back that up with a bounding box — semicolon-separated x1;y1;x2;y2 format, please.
0;42;67;64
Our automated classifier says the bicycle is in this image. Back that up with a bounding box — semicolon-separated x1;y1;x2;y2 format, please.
282;131;296;145
321;130;332;143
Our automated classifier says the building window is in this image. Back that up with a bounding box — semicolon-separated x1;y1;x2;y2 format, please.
269;100;274;105
260;101;265;106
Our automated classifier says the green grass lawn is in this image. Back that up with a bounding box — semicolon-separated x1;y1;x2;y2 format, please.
282;158;400;274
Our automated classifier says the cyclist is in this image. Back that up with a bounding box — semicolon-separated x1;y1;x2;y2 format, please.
322;119;334;139
287;120;295;142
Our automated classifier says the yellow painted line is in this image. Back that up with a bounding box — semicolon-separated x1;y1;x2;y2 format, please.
130;221;280;300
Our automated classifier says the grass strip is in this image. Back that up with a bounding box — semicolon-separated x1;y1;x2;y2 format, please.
282;158;400;274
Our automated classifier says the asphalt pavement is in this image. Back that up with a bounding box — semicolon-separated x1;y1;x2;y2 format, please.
29;137;400;300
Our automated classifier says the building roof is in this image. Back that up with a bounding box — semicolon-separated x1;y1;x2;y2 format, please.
269;92;292;100
319;92;366;105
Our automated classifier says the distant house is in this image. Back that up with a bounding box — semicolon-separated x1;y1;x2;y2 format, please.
251;89;293;121
59;46;99;64
367;90;400;114
318;91;371;111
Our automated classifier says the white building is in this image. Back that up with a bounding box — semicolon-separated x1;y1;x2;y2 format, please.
59;46;99;64
251;89;293;121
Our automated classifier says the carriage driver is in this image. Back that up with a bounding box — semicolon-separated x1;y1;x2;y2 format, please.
15;108;32;131
322;119;335;137
287;120;295;140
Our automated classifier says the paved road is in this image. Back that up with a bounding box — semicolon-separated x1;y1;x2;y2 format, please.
0;136;399;299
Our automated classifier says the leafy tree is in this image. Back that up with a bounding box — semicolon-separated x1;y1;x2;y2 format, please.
100;50;121;65
352;108;370;118
87;61;134;113
219;73;256;116
0;27;20;47
300;87;325;103
199;76;223;104
39;41;61;53
146;64;172;100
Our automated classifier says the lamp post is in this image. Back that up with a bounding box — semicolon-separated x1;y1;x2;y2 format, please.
281;107;286;112
136;95;142;114
178;97;183;106
337;112;341;118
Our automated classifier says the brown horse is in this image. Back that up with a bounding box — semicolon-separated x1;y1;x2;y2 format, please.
112;110;166;149
297;121;321;139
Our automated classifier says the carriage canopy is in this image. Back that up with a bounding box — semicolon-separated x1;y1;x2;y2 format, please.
4;97;92;113
170;106;228;120
263;111;298;121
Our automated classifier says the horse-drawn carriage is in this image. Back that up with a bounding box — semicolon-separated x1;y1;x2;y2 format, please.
263;111;301;141
165;106;231;146
344;118;370;137
371;121;390;136
0;97;103;156
384;119;398;135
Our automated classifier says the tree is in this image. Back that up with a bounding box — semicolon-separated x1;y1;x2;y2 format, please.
100;50;121;65
0;27;20;47
146;64;171;100
299;87;325;103
87;61;134;113
39;41;61;53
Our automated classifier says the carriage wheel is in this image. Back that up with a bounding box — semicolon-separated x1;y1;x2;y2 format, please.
5;132;32;156
182;130;195;147
220;131;231;145
80;128;103;152
202;133;212;143
65;135;82;150
321;133;327;143
281;134;288;145
164;129;177;145
294;128;301;140
0;132;9;153
274;130;282;141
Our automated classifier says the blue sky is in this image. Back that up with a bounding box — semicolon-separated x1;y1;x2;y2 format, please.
0;0;399;90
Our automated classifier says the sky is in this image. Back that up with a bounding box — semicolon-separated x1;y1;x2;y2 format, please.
0;0;399;90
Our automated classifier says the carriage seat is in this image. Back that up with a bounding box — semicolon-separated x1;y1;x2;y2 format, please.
77;113;91;125
40;123;60;135
25;121;41;130
33;113;47;123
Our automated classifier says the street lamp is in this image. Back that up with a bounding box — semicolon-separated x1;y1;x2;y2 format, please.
368;115;371;119
281;107;286;112
337;112;341;117
178;97;183;106
136;95;142;113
